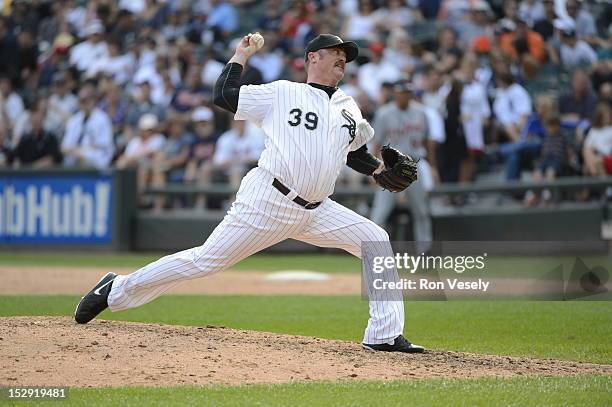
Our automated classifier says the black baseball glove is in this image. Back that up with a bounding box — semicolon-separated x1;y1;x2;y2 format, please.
373;145;418;192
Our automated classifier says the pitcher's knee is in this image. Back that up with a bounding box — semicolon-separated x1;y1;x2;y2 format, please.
366;222;390;243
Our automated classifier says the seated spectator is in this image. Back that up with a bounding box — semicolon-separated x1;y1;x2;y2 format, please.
583;103;612;177
85;39;134;85
498;94;556;181
558;26;597;70
98;83;129;136
125;80;165;129
116;114;166;200
493;72;532;144
213;120;265;188
358;42;401;103
62;86;114;169
0;76;25;135
518;0;545;28
564;0;599;46
499;17;547;77
69;20;109;74
171;64;210;114
524;114;572;206
559;69;598;128
185;107;218;209
342;0;379;42
151;117;194;212
47;72;79;136
532;0;555;41
12;107;62;168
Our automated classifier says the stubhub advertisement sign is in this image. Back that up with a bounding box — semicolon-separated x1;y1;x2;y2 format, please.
0;175;113;243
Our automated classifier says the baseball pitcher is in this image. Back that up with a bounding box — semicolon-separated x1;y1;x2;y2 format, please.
75;33;423;353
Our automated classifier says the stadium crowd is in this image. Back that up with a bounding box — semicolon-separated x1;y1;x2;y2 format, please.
0;0;610;210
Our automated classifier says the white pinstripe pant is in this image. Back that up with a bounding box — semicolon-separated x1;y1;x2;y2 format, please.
108;167;404;344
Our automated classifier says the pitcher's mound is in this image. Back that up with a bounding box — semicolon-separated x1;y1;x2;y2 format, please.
1;317;610;387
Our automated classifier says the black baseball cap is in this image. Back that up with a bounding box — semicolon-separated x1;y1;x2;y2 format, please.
305;34;359;63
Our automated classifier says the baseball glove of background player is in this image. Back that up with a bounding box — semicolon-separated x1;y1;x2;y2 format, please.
373;145;418;192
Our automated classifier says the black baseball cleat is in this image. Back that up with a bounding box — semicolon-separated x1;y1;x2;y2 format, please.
362;335;426;353
74;272;117;324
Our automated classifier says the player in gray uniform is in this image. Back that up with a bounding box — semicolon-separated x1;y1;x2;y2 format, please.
74;34;424;353
371;82;433;254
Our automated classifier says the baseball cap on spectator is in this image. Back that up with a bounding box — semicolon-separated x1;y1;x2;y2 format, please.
554;18;575;33
84;20;104;37
497;18;517;33
192;107;213;122
139;114;159;130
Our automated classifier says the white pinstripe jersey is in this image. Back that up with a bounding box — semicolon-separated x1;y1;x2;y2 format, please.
234;80;370;202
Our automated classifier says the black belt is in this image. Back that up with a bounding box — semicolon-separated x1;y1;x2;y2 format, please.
272;178;322;210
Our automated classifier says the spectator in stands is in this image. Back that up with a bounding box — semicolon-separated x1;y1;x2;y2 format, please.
358;42;401;103
499;94;557;181
0;76;25;136
564;0;598;45
532;0;556;41
558;25;597;70
207;0;239;42
213;120;265;188
559;69;598;127
86;39;134;85
0;17;19;84
524;114;572;206
438;78;467;184
12;107;62;168
171;64;210;115
185;107;218;209
69;20;109;74
99;82;129;138
499;16;547;78
151;117;194;212
493;72;533;144
432;26;463;75
583;103;612;177
456;1;493;48
518;0;546;27
126;80;165;129
62;86;114;169
459;55;491;182
47;72;78;137
116;113;166;200
342;0;378;42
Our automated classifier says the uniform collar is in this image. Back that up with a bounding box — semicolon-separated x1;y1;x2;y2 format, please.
307;82;338;99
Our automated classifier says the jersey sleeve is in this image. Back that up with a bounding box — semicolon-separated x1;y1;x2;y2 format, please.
347;101;371;152
234;81;278;125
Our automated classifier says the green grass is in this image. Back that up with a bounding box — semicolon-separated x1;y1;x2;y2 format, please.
0;252;360;273
1;295;610;364
3;376;609;406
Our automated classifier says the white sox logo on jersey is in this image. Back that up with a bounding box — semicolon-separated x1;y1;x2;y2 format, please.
341;109;356;145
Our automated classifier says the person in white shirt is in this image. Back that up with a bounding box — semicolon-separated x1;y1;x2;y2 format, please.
116;113;166;196
85;40;135;84
460;55;491;182
493;72;532;142
62;86;114;169
0;76;25;134
213;120;265;188
69;20;109;73
583;103;612;177
357;43;401;103
559;27;597;70
47;73;79;138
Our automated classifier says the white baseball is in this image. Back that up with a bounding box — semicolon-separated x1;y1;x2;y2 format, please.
250;33;264;50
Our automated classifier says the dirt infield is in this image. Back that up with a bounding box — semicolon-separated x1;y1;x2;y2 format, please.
1;317;611;387
0;266;360;295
